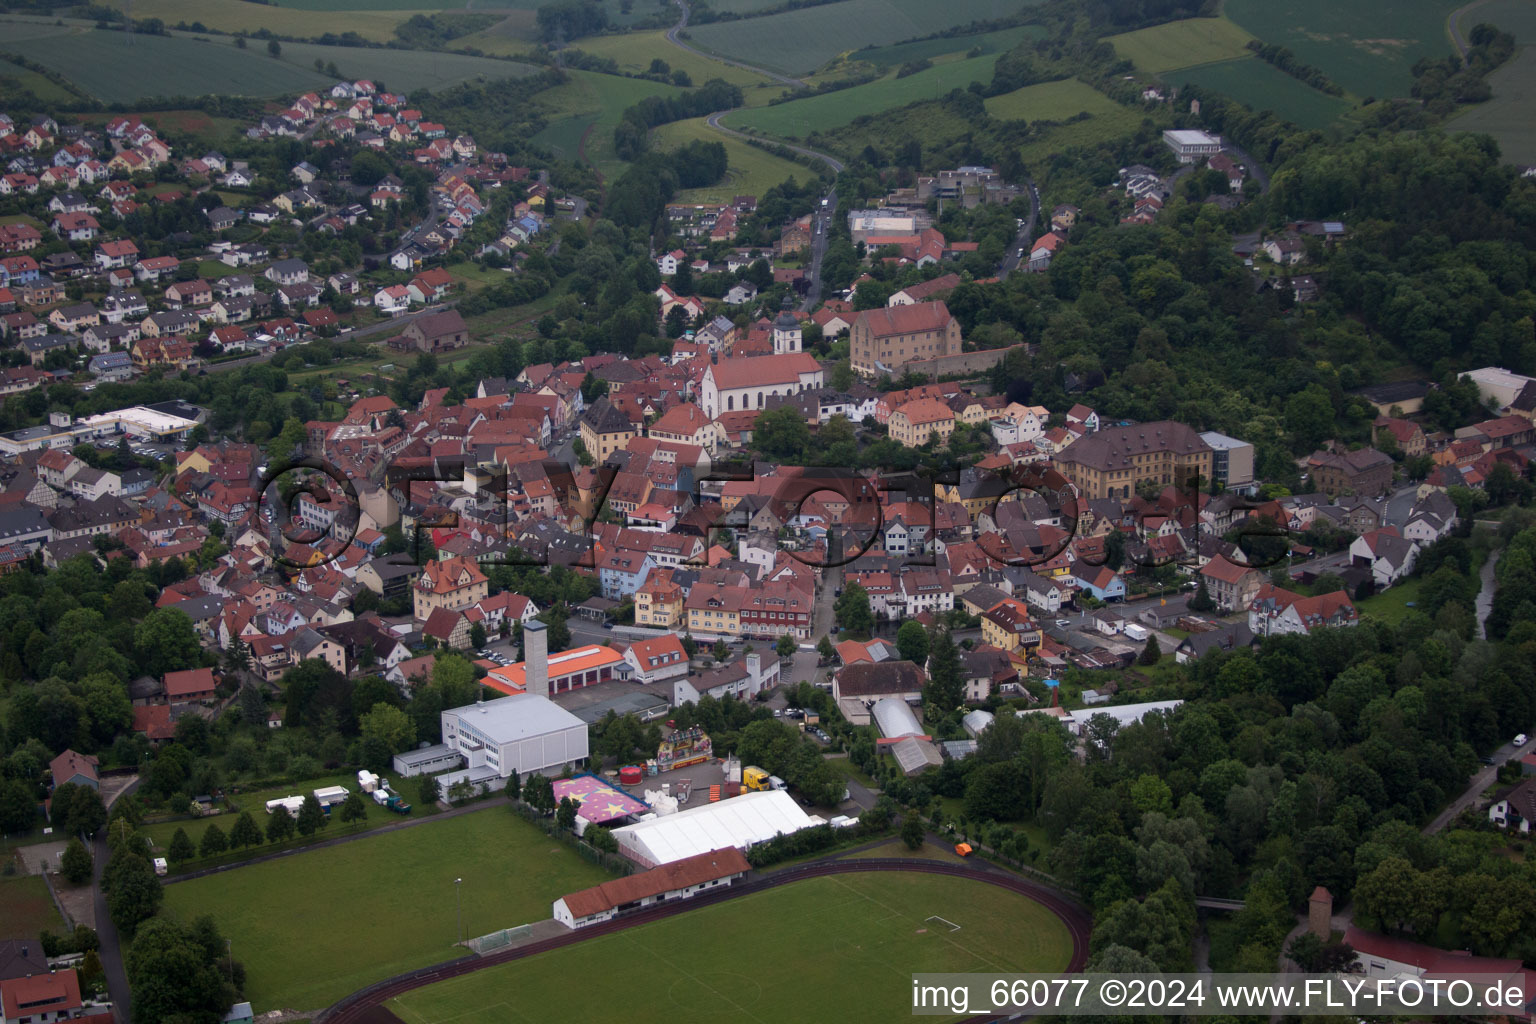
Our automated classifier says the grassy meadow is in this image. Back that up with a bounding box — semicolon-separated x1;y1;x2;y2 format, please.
653;117;813;200
1106;16;1256;73
1176;56;1355;129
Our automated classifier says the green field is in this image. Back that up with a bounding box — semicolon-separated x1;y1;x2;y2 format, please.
530;70;684;174
1355;576;1425;624
276;0;533;9
653;117;814;200
1106;16;1256;73
139;770;437;860
854;25;1043;68
1017;96;1145;167
1176;56;1354;129
1224;0;1459;98
0;56;78;103
684;0;1037;76
133;0;416;42
563;30;781;91
0;876;67;941
984;77;1134;124
388;871;1075;1024
2;26;537;100
162;810;611;1012
1448;45;1536;164
725;54;1002;137
1467;0;1536;41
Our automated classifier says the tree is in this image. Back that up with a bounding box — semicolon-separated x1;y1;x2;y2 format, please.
896;621;930;665
265;806;295;844
61;837;93;884
133;608;202;678
104;851;162;938
524;773;555;814
923;628;964;718
776;633;796;658
902;814;925;850
418;774;441;806
267;38;282;57
228;812;261;850
58;784;106;839
504;771;522;802
295;794;326;837
167;827;196;865
360;704;415;756
126;917;236;1024
537;605;571;653
1286;933;1357;973
0;779;37;834
337;791;368;824
1138;635;1161;665
238;683;266;727
834;582;874;639
752;406;812;461
712;638;729;662
469;622;487;650
1189;578;1215;612
199;823;227;858
817;634;836;661
586;824;617;852
555;796;580;831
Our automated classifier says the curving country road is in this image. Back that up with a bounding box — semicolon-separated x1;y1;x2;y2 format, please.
666;0;847;175
1447;0;1495;58
666;0;805;88
314;856;1091;1024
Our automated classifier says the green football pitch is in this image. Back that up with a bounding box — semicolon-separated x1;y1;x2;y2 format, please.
388;870;1076;1023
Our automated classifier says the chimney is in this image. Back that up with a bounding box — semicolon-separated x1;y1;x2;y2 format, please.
524;620;549;699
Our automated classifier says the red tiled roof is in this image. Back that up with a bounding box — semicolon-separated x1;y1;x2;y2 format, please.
853;300;953;339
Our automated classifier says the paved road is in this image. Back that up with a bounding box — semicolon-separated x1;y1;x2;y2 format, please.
998;179;1042;279
1222;142;1270;193
800;189;838;311
1448;0;1495;57
202;301;460;374
1424;733;1532;834
666;0;804;88
703;109;846;173
92;776;139;1024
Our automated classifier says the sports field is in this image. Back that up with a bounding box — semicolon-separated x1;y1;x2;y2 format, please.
684;0;1037;77
565;30;779;90
653;118;813;201
388;871;1076;1023
161;810;612;1012
1106;16;1256;73
0;876;68;941
984;77;1131;124
725;54;1002;137
1448;45;1536;164
1176;56;1353;129
1224;0;1458;98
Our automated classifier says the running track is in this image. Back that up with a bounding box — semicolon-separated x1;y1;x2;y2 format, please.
316;857;1091;1024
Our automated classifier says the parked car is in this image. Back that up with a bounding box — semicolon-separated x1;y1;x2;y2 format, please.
1517;733;1529;746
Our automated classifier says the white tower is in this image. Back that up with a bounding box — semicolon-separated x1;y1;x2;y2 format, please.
772;308;802;355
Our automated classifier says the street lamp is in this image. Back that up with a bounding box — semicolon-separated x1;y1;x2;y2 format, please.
454;877;463;944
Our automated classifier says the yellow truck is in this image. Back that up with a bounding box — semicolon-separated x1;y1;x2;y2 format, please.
743;765;771;791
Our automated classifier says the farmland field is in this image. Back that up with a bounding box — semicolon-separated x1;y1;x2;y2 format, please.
1018;100;1144;167
683;0;1039;76
161;809;611;1012
1;26;539;100
1224;0;1459;98
0;57;78;104
530;70;684;174
1447;46;1536;164
652;117;814;201
984;77;1133;124
1467;0;1536;41
1176;56;1354;129
387;871;1076;1024
0;876;67;941
276;0;533;9
1106;16;1256;73
724;54;1003;137
5;28;334;99
563;30;780;90
855;25;1043;68
131;0;417;43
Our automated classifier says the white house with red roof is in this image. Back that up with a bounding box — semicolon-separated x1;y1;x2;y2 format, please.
622;633;689;686
700;352;823;419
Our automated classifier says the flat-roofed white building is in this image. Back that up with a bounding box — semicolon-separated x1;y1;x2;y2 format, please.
436;693;589;793
1162;129;1222;163
611;789;821;868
